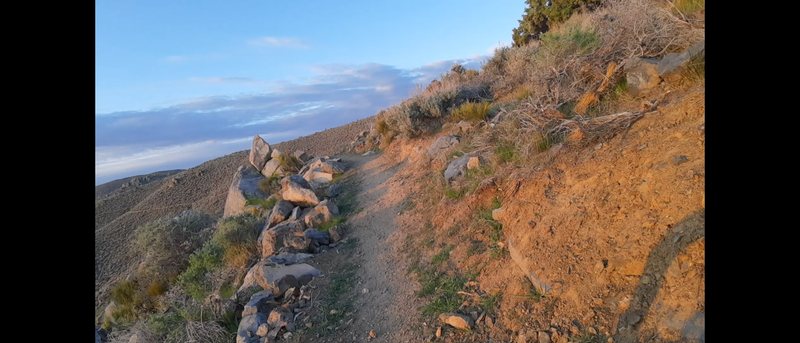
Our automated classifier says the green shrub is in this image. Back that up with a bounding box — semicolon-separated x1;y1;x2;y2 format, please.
495;144;518;164
212;214;263;268
450;101;493;123
147;311;187;342
132;211;215;281
246;194;279;211
512;0;602;46
541;26;600;56
277;154;302;173
178;243;224;301
318;216;344;232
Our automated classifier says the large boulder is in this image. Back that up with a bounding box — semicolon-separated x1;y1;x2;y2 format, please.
261;220;309;257
268;200;294;228
224;165;268;217
304;229;331;246
444;154;472;180
658;41;705;87
249;135;272;171
303;168;334;184
242;290;276;317
427;135;460;156
280;175;319;207
267;252;313;266
624;57;662;98
253;263;321;293
327;183;343;198
308;159;347;175
260;159;283;178
237;313;268;343
303;200;339;228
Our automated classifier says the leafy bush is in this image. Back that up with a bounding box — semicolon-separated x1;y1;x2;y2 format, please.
147;311;187;343
178;243;224;301
450;101;494;122
212;214;263;269
132;211;215;282
318;216;344;232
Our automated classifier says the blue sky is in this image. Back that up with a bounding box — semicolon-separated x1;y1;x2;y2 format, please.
95;0;524;185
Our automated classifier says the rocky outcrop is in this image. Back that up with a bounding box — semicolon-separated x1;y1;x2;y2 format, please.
303;168;334;184
266;252;313;266
304;229;331;247
253;263;321;293
427;135;460;156
292;150;310;162
249;135;272;171
260;159;283;178
280;175;319;207
224;165;268;217
307;159;347;174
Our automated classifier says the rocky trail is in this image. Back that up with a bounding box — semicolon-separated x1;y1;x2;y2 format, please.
314;153;419;343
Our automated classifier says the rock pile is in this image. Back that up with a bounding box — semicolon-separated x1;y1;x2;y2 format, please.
221;135;353;342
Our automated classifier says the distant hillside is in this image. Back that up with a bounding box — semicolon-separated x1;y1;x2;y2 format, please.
95;169;184;200
95;114;377;305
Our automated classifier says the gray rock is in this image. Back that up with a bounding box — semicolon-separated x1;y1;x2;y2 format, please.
293;150;310;162
249;135;272;171
242;290;275;317
658;41;705;86
268;200;294;228
260;159;283;178
538;331;551;343
267;252;313;265
270;149;286;160
261;220;308;257
308;159;347;174
438;313;474;330
280;175;319;207
427;135;460;156
304;200;339;228
287;206;301;221
303;168;334;184
327;183;343;198
305;229;331;246
444;154;472;180
329;225;344;243
671;155;689;165
624;57;662;98
224;165;268;217
269;274;299;298
237;313;269;343
253;263;321;292
236;265;265;303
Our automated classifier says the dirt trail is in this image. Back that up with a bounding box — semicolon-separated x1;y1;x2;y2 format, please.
323;152;421;343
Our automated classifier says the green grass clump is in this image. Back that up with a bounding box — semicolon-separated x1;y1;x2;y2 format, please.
212;214;262;268
416;269;469;315
450;101;493;123
431;246;454;264
495;143;517;164
317;216;344;232
673;0;704;16
541;27;600;56
177;243;224;301
245;194;279;211
480;291;503;314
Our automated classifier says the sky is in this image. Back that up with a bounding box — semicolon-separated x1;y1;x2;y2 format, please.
95;0;525;185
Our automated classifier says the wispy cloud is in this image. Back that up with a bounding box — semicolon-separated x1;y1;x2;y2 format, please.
160;53;229;63
188;77;258;85
248;36;309;48
96;55;487;185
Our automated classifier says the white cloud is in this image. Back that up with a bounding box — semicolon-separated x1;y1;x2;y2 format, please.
248;37;309;48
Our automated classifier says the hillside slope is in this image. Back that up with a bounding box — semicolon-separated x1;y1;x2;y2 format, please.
95;115;377;305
